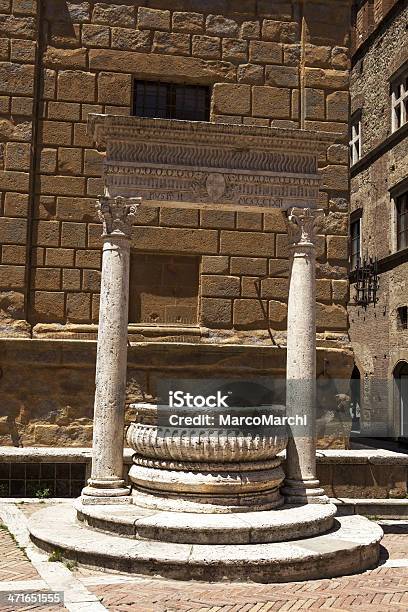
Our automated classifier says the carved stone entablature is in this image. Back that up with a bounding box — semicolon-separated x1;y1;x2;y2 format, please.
97;196;141;239
89;115;335;213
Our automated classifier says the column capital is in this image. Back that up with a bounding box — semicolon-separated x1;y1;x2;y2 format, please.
286;207;324;248
96;196;141;239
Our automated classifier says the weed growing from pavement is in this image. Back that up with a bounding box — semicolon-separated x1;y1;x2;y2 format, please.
64;560;78;571
48;550;64;563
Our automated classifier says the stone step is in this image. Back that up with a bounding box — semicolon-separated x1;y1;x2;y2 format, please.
333;497;408;518
75;499;337;544
28;504;383;583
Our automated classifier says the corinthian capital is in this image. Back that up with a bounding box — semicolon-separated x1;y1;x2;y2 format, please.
287;207;324;247
96;196;141;238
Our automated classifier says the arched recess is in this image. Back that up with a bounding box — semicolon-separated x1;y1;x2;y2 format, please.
393;361;408;438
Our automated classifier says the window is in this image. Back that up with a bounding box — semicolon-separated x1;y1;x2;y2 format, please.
396;192;408;250
350;217;361;270
133;80;210;121
391;72;408;132
349;114;361;165
398;306;408;330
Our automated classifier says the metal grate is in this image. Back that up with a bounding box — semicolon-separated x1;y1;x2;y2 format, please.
352;257;379;307
133;80;210;121
0;463;86;498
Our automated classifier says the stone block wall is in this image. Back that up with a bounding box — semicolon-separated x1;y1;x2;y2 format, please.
0;0;352;334
349;0;408;435
0;0;38;338
129;253;200;325
0;0;354;445
352;0;397;52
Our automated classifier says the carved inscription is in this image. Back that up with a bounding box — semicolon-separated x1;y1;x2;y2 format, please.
105;166;320;211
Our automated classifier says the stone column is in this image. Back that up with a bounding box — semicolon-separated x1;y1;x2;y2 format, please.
282;207;328;504
82;196;140;498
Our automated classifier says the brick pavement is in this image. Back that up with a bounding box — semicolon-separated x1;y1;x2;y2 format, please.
1;508;408;612
87;565;408;612
0;526;38;583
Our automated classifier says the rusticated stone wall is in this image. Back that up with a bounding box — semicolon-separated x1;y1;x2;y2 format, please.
0;0;354;446
349;0;408;436
0;0;37;337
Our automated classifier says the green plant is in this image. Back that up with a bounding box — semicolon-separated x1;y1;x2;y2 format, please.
64;560;78;571
35;487;51;500
48;550;64;563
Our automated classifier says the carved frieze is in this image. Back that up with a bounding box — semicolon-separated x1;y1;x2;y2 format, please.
89;115;335;213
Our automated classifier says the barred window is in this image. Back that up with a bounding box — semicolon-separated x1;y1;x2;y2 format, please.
396;192;408;251
0;463;86;498
133;80;210;122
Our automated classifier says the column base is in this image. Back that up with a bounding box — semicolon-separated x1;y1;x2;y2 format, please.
82;478;130;501
281;478;329;505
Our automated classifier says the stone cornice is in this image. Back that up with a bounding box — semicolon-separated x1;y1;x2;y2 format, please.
88;114;337;154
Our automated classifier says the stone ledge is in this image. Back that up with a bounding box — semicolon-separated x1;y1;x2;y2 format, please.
3;446;407;466
0;446;134;464
334;498;408;519
316;449;408;465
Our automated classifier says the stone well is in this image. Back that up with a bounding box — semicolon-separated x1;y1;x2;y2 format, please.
126;403;288;514
28;116;383;582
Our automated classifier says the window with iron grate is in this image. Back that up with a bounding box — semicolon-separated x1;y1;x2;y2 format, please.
0;463;86;498
132;80;210;122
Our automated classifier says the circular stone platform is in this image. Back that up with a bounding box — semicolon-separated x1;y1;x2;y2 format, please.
75;499;337;544
28;503;383;583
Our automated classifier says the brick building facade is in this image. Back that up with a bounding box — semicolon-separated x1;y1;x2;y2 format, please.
349;0;408;437
0;0;353;447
